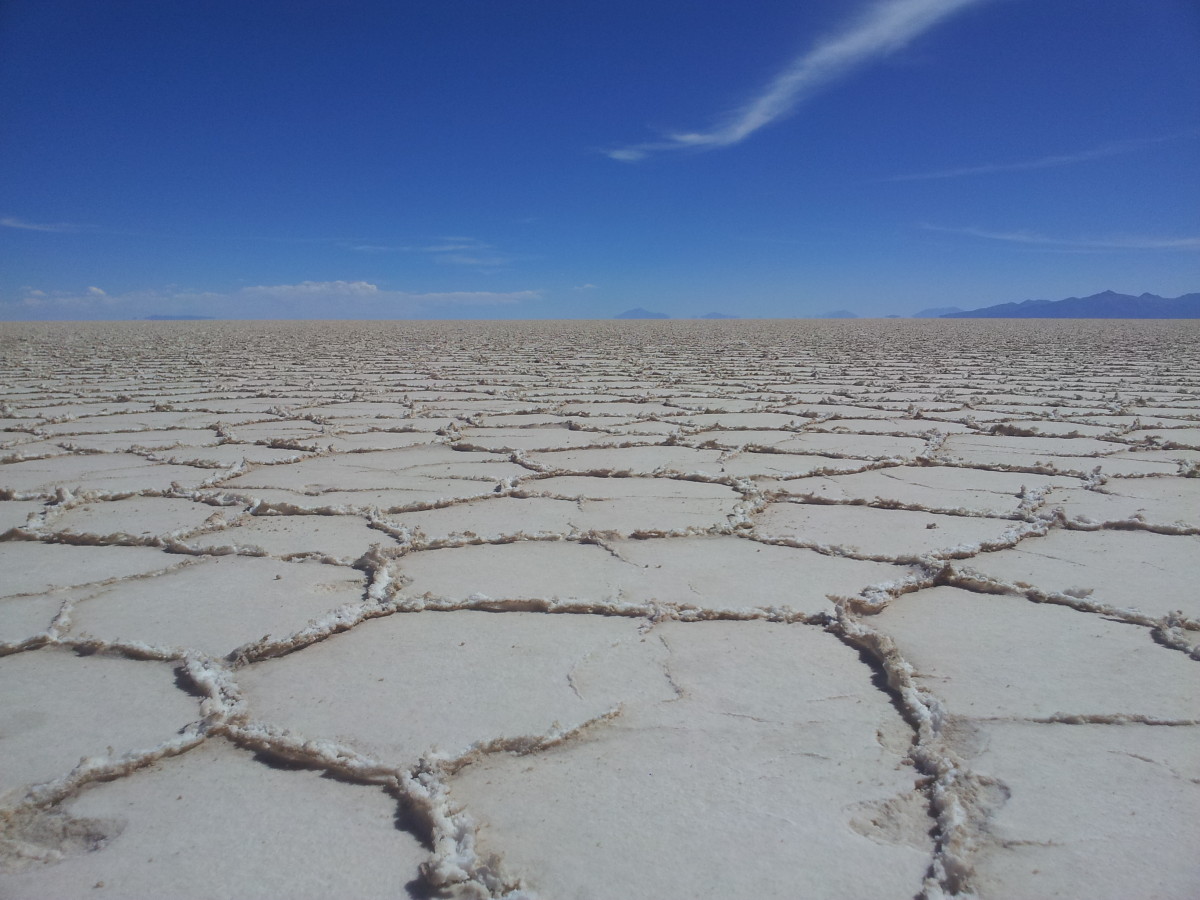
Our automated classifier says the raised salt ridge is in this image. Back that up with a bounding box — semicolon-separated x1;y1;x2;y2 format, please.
1;319;1198;899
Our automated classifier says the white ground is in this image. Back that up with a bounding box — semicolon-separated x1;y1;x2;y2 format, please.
1;318;1198;899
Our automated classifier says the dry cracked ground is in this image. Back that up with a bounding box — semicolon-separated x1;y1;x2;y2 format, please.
1;319;1198;900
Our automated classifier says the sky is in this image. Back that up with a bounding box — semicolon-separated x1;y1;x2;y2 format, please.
1;0;1198;321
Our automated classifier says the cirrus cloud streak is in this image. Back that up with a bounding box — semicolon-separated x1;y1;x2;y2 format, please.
607;0;989;161
2;280;541;321
925;225;1200;251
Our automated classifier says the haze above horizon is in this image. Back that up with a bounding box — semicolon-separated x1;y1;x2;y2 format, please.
1;0;1197;321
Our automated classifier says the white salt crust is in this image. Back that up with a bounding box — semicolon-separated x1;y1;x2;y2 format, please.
2;318;1199;899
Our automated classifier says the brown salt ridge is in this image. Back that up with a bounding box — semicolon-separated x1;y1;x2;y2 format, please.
1;319;1198;900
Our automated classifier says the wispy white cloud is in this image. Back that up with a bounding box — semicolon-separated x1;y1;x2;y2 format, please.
419;241;489;253
434;253;513;268
347;244;397;253
572;283;599;291
346;236;516;269
607;0;988;161
3;280;541;320
1;215;81;233
892;135;1183;181
925;225;1200;250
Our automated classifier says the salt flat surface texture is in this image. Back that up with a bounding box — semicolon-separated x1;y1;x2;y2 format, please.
2;319;1198;899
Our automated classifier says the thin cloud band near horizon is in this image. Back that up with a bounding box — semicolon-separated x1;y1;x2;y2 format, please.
925;225;1200;251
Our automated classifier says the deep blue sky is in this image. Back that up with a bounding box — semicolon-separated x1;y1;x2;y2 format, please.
1;0;1197;320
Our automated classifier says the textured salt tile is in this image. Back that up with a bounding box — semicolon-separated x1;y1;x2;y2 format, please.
456;428;656;452
47;497;236;540
688;428;795;448
953;722;1200;900
0;648;198;799
939;444;1174;477
563;417;667;433
805;417;973;435
387;496;579;539
156;444;315;466
223;445;520;491
1124;427;1200;448
1107;447;1200;467
1048;478;1200;529
941;433;1119;460
785;466;1076;515
994;419;1116;437
784;403;897;419
927;409;1013;423
473;413;568;427
169;411;291;429
220;482;507;513
0;500;43;534
0;453;214;495
394;535;895;616
36;411;210;435
658;396;762;412
394;539;633;604
771;432;930;458
240;610;672;765
54;429;219;452
972;403;1054;417
871;586;1200;719
523;445;725;475
421;399;537;415
753;502;1021;559
184;513;391;562
1128;405;1200;419
558;401;680;417
69;556;366;657
175;398;296;414
1057;414;1140;428
383;417;462;432
962;529;1200;618
0;593;64;644
673;411;809;429
220;421;326;443
555;495;737;533
0;542;186;598
0;439;70;461
0;740;426;895
8;402;149;420
451;621;929;900
297;401;413;417
715;451;868;479
525;475;737;502
609;536;908;614
321;431;435;452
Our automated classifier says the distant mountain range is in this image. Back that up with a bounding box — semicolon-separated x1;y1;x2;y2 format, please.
145;314;214;320
613;292;1199;321
943;291;1200;319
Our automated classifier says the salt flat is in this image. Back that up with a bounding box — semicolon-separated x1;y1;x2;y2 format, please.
1;319;1198;899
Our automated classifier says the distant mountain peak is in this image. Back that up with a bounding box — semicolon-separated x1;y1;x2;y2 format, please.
944;291;1200;319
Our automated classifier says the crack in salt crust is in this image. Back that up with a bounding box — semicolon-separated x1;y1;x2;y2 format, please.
2;319;1199;899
